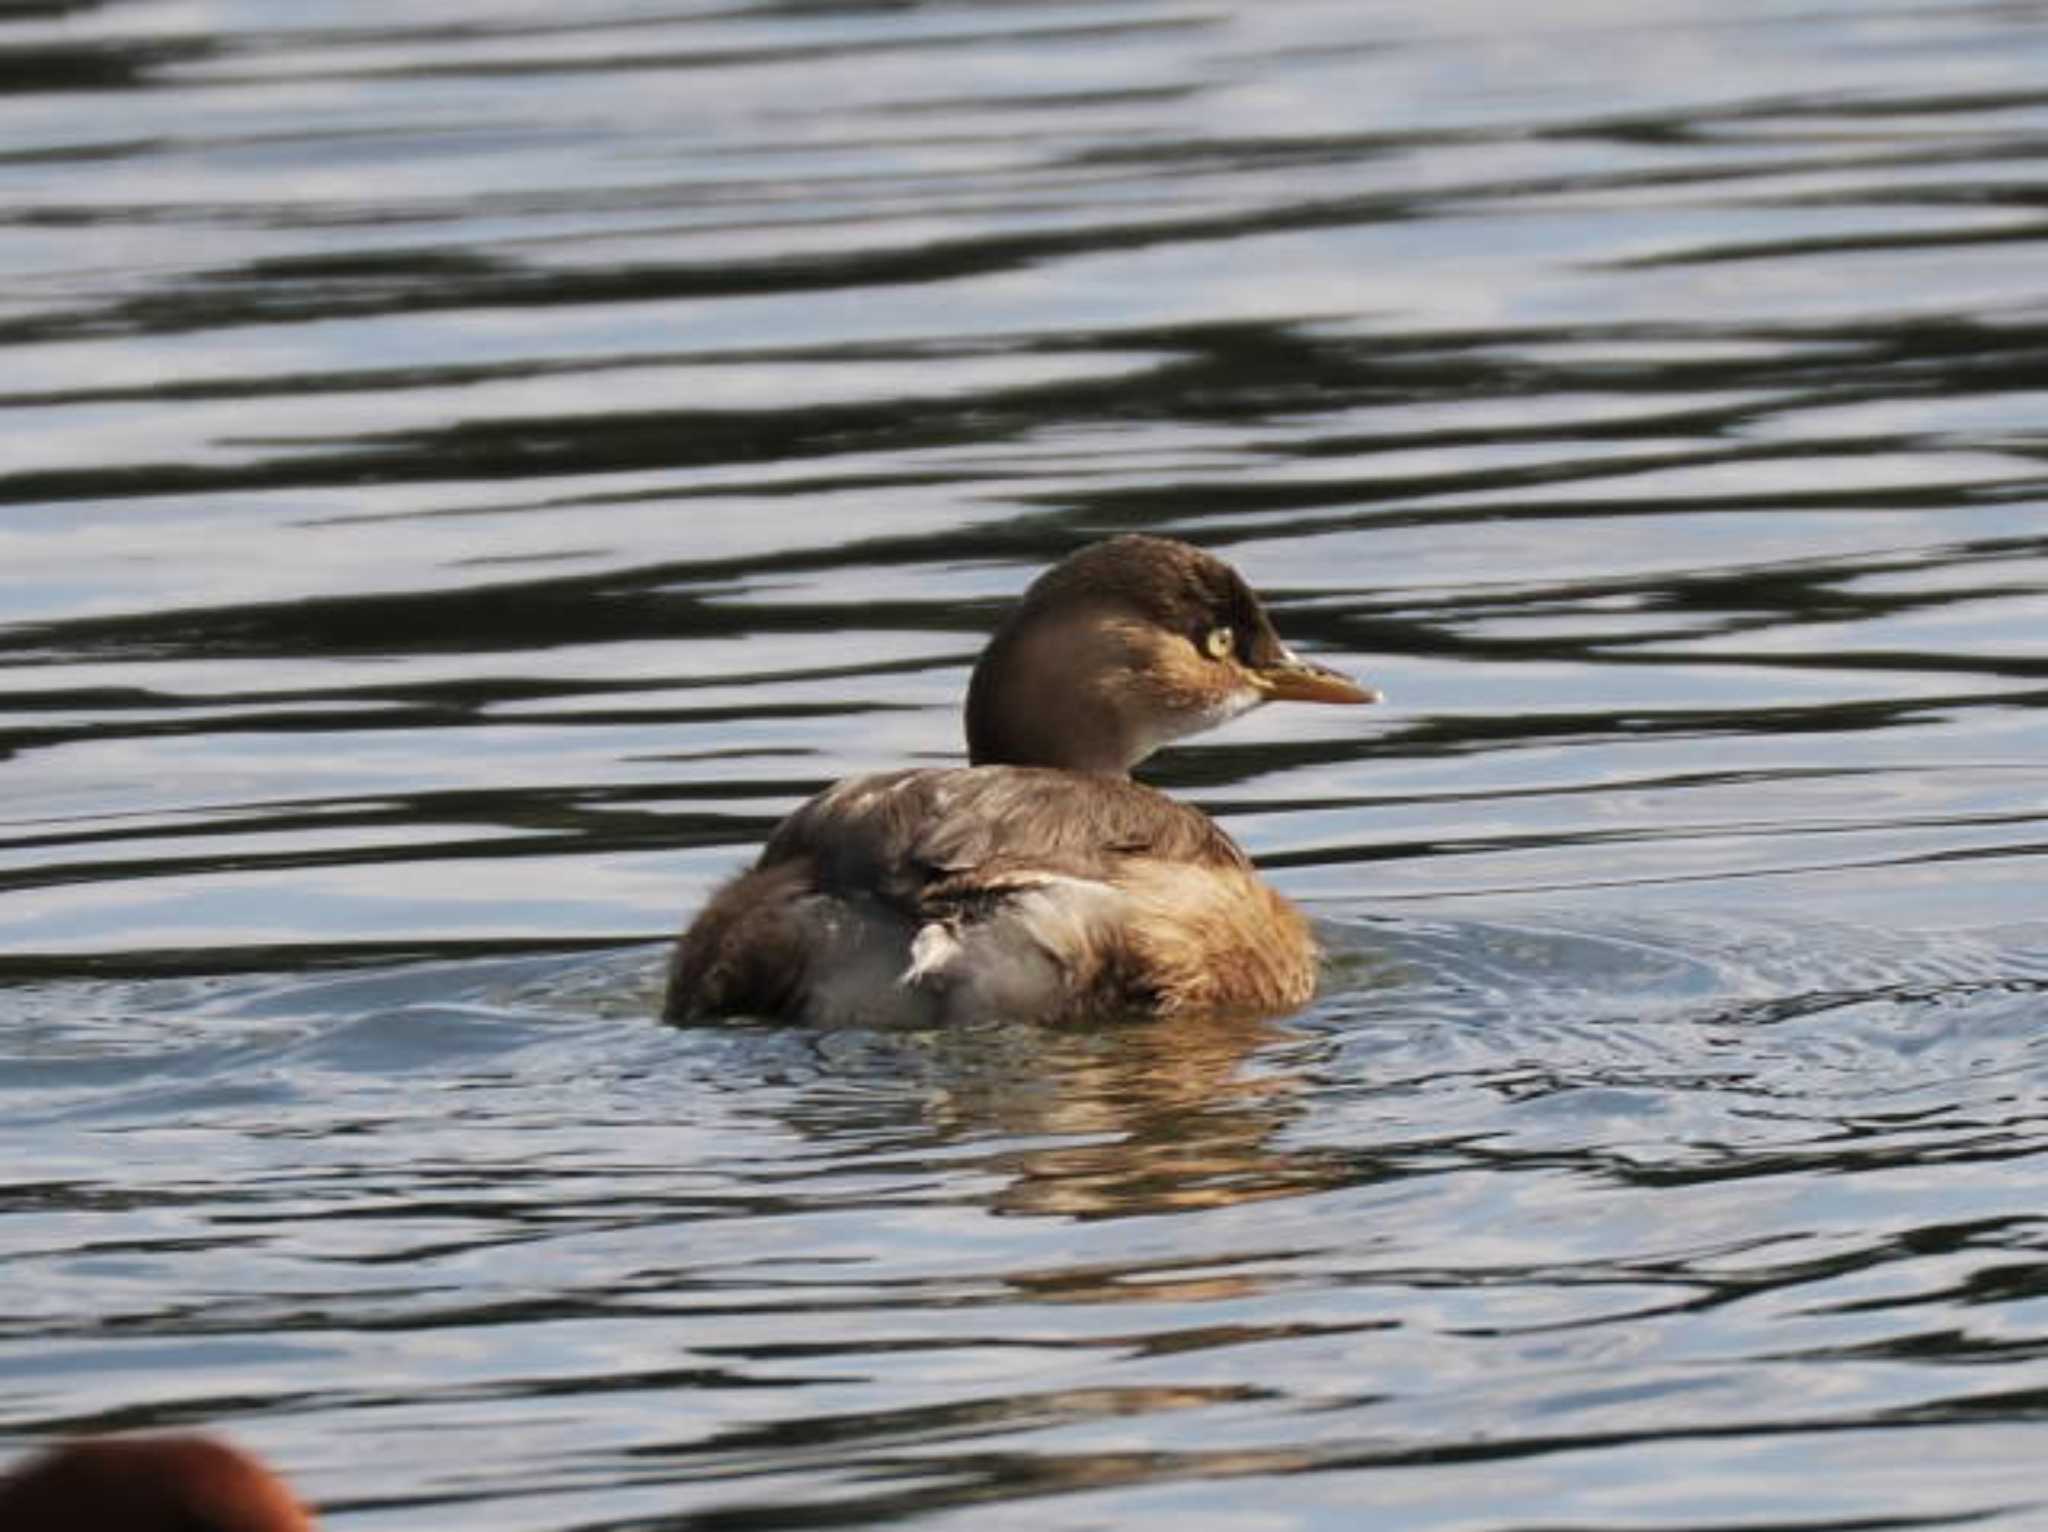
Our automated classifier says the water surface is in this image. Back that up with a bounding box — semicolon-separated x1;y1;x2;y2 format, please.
5;1;2048;1527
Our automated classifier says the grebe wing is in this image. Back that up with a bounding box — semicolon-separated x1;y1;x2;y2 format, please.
759;765;1250;907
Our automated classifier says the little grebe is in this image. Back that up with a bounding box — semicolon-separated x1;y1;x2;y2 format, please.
665;534;1378;1026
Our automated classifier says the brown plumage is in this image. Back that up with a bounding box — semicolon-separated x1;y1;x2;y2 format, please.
666;535;1378;1026
0;1436;316;1532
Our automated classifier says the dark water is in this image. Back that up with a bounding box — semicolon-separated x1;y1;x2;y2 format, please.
6;1;2048;1527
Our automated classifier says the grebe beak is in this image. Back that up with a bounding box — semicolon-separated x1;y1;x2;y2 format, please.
1249;648;1381;706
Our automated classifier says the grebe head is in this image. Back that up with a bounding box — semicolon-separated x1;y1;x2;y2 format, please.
964;534;1378;775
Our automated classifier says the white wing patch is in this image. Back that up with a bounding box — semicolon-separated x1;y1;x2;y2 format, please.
902;921;962;986
895;874;1129;1005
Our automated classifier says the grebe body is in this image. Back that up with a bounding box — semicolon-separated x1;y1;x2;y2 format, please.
666;536;1376;1026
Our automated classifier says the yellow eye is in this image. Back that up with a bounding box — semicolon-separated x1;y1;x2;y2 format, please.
1202;626;1235;660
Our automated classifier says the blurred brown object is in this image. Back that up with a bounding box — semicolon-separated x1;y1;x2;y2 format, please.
0;1435;315;1531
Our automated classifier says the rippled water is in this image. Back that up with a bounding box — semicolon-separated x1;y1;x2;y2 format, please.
6;1;2048;1527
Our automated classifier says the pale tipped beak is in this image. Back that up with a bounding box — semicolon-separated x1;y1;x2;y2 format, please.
1250;648;1381;705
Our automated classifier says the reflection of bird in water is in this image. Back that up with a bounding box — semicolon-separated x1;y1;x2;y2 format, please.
922;1005;1345;1221
668;535;1377;1027
0;1436;316;1531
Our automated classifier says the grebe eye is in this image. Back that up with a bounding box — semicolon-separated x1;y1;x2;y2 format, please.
1202;626;1235;660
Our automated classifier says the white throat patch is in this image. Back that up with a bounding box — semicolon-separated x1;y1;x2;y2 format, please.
1123;682;1263;767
